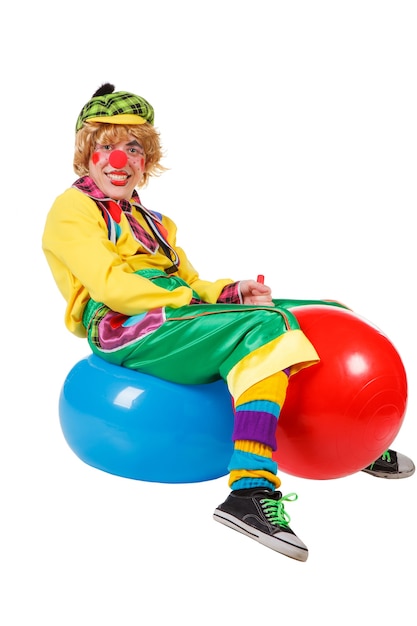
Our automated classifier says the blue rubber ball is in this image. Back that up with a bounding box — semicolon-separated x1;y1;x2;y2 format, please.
59;354;234;483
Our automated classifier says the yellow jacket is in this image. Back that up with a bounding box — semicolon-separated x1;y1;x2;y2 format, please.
42;187;234;337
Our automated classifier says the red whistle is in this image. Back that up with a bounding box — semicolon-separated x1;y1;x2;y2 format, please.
257;274;265;284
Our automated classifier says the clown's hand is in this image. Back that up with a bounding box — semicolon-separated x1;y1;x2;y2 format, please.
240;279;273;306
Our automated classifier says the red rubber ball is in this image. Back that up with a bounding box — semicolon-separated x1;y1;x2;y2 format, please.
273;305;408;479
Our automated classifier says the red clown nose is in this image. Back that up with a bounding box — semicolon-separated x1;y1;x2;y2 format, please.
109;150;128;169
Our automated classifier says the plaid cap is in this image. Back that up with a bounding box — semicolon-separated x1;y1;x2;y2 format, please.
75;89;154;132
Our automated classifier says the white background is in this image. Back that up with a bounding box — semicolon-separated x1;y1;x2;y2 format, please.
1;1;416;624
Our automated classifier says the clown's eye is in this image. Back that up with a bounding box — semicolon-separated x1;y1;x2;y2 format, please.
126;142;145;156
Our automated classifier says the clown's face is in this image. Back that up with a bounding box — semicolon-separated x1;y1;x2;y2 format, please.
89;137;146;200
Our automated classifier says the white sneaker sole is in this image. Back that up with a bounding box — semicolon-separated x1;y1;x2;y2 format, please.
213;509;309;562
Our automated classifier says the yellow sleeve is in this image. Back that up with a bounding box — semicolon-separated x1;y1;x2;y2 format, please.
175;245;235;303
42;188;234;336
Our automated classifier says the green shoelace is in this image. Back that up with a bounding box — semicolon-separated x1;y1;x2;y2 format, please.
260;493;298;527
369;450;391;469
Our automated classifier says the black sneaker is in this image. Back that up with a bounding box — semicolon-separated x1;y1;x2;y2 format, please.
213;488;308;561
361;449;415;479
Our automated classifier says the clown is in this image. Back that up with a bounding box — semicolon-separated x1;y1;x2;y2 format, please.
42;83;414;562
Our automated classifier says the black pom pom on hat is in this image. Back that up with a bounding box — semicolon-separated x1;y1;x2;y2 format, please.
91;83;115;98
